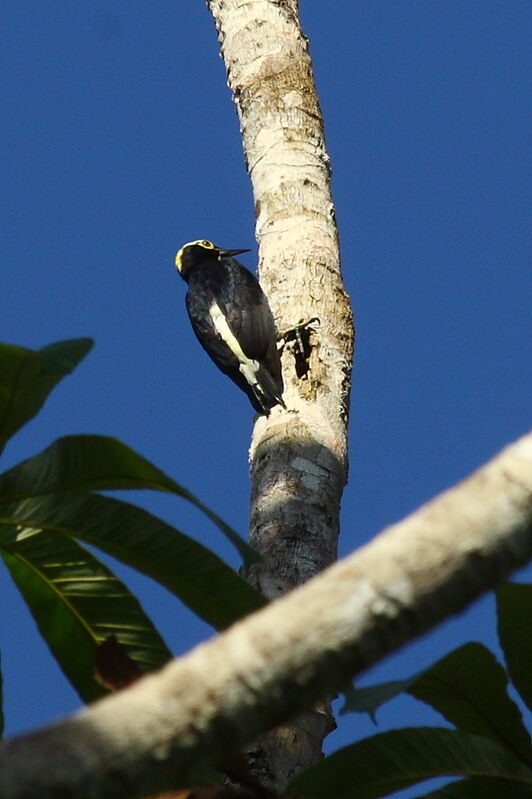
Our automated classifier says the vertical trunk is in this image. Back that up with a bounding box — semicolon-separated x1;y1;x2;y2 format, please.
207;0;354;788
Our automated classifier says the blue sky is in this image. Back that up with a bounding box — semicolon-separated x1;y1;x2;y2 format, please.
1;0;530;776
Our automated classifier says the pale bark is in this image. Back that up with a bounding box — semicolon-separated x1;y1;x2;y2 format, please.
206;0;353;585
206;0;354;783
1;433;531;799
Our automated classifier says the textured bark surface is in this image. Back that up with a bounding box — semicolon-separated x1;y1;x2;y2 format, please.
207;0;353;583
1;432;531;799
206;0;354;786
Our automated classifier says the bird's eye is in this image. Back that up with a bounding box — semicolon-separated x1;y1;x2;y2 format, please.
201;240;214;249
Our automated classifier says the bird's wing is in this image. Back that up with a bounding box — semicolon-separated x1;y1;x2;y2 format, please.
221;269;277;360
185;289;227;361
186;265;283;394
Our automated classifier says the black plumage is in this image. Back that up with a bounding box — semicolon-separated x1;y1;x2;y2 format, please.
175;239;285;415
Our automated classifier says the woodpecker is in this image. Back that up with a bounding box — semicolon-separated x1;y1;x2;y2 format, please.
174;239;285;415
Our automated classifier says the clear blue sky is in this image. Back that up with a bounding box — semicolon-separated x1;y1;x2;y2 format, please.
1;0;530;776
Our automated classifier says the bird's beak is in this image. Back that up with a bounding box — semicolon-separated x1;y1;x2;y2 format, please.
219;248;250;258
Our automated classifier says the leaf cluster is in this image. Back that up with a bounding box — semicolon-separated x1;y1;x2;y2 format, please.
289;575;532;798
0;339;264;725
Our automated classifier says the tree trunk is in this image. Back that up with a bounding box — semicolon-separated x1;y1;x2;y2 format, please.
207;0;354;788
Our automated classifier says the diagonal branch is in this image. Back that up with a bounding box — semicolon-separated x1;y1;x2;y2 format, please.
1;432;531;799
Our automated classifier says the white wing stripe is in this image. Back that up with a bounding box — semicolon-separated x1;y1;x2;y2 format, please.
209;300;260;388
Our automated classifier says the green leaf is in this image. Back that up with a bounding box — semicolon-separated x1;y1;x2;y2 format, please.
0;525;171;703
0;434;258;564
0;494;266;630
0;339;93;454
342;643;532;766
416;776;532;798
497;582;532;712
289;728;532;799
408;643;532;766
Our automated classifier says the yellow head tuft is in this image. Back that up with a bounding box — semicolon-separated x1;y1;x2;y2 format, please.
175;240;216;274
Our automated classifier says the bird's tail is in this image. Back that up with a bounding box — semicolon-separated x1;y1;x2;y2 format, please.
250;365;286;415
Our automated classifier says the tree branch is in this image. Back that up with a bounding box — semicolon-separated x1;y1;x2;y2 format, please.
1;432;531;799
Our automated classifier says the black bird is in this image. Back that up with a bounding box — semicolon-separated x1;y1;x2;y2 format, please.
175;239;285;415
